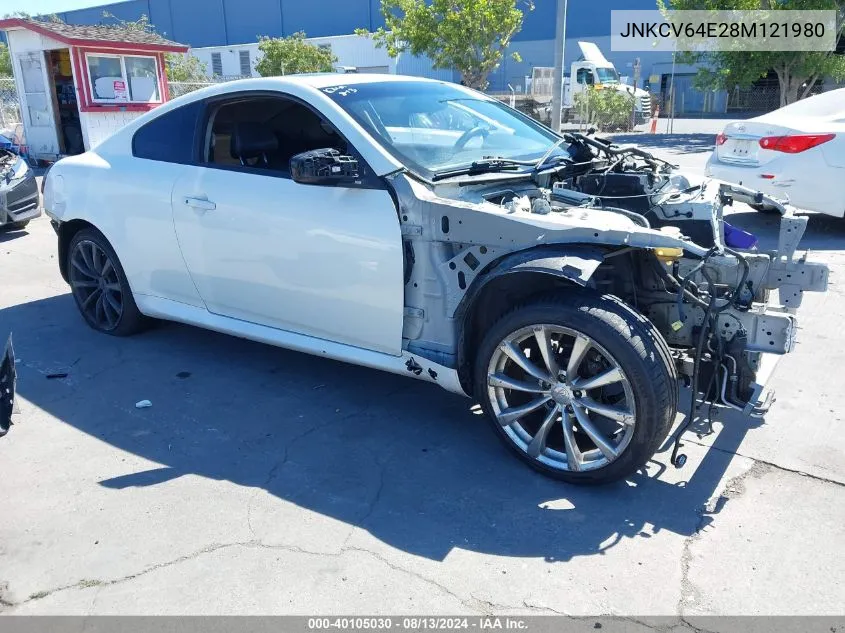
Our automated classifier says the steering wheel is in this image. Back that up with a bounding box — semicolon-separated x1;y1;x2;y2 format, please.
453;126;489;151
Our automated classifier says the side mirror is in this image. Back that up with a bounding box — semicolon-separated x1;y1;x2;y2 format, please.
290;148;361;185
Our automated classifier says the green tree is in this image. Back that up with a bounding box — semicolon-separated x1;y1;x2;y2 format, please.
165;53;209;82
101;11;156;33
254;32;337;76
574;86;636;131
357;0;532;90
658;0;845;105
0;43;11;77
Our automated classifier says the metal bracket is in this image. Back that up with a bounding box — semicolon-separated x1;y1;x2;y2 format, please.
775;214;808;262
401;224;422;237
404;306;425;319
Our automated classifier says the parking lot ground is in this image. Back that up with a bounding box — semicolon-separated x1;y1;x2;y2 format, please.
1;140;844;615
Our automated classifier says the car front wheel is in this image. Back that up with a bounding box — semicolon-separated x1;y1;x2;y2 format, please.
67;228;147;336
474;291;677;484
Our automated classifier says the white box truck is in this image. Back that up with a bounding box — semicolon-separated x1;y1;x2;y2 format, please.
531;42;652;126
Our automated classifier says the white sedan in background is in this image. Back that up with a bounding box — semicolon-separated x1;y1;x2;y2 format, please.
706;88;845;217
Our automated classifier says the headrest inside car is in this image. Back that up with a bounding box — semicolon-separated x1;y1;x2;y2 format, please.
230;122;279;161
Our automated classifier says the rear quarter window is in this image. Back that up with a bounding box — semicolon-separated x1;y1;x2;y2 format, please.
132;100;202;164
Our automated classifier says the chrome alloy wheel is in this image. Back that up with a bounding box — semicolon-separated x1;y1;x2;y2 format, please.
486;324;637;472
69;240;124;331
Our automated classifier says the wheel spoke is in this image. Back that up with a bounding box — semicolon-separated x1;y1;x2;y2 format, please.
105;282;121;292
497;396;552;427
488;373;548;394
95;292;108;325
575;396;634;425
71;280;98;289
103;290;122;315
500;340;552;383
527;405;560;458
79;243;95;273
101;257;114;278
560;408;582;471
90;244;101;273
565;335;591;382
572;404;619;460
71;257;97;279
81;287;101;310
572;366;624;391
533;326;560;378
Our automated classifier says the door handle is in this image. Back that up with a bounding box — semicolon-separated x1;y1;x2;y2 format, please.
184;196;216;211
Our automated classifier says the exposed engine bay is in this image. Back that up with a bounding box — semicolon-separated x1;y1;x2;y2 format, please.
397;132;828;466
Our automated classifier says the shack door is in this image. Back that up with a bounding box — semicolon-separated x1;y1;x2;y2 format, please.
16;51;60;158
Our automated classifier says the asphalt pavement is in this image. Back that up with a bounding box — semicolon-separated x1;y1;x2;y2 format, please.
1;137;843;616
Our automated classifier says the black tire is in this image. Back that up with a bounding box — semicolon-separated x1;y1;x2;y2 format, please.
67;228;147;336
1;220;30;231
473;290;677;485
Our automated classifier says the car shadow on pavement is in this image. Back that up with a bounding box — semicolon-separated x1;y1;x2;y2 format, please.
3;293;760;563
0;228;31;243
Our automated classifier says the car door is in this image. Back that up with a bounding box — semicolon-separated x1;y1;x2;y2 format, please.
171;92;404;356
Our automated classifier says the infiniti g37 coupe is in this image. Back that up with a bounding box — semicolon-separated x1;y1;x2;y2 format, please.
42;75;827;484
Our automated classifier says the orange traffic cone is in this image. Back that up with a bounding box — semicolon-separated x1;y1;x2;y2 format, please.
649;106;660;134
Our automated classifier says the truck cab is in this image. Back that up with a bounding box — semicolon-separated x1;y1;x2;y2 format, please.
562;42;651;125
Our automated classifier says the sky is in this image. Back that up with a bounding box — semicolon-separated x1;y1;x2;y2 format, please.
2;0;124;16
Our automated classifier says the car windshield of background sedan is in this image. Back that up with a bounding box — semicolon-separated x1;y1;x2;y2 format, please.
321;80;564;178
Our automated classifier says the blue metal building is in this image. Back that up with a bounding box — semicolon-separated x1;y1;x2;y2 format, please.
4;0;732;112
42;0;675;92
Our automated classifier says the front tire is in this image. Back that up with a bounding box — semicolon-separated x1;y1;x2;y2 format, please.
67;228;147;336
473;291;677;485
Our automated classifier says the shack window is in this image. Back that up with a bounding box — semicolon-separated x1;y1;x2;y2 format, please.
86;53;162;104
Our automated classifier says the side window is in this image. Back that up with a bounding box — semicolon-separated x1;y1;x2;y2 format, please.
576;68;594;85
132;100;202;164
203;95;349;176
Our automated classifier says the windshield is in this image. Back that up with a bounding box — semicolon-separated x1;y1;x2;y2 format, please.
320;81;564;179
595;67;620;84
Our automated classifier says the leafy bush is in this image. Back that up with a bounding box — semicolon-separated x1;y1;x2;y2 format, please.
573;86;636;132
255;32;337;77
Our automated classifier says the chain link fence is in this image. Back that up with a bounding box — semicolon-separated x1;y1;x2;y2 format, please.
168;76;244;98
0;77;22;133
726;86;781;114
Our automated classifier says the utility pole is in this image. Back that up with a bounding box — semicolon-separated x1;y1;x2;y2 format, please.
550;0;568;133
631;57;641;130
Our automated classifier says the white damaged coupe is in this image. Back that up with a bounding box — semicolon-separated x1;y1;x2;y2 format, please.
43;74;828;484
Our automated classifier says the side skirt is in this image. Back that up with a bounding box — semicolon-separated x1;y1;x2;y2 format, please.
135;295;468;397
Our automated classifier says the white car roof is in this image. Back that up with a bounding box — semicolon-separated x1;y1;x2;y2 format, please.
286;73;444;87
97;74;481;177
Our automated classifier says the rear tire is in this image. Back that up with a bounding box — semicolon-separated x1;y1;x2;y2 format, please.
67;228;147;336
473;290;677;485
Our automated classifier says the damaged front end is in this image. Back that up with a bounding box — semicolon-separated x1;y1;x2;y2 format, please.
0;149;40;229
394;132;828;464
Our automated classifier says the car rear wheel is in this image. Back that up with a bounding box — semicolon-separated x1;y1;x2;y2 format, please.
473;290;677;484
67;228;147;336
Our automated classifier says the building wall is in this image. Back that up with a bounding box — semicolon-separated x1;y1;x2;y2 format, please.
190;34;396;78
56;0;662;47
54;0;676;91
56;0;389;49
79;109;145;150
